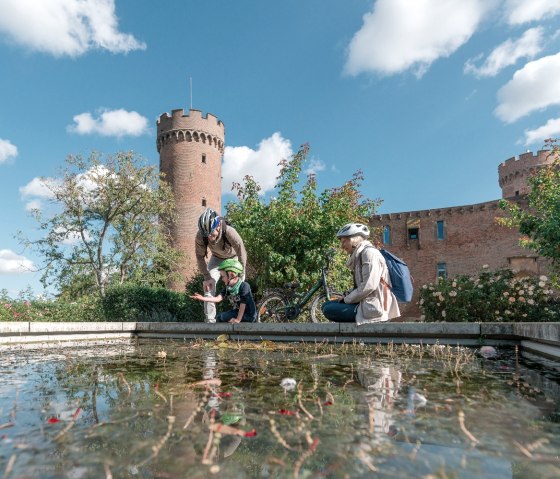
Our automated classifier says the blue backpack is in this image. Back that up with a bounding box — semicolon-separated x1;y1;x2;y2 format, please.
380;249;414;303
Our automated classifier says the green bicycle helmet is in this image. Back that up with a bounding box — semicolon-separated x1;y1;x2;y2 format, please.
218;258;244;275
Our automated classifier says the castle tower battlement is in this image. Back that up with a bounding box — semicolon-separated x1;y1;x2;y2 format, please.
157;109;224;153
498;149;554;198
158;108;225;289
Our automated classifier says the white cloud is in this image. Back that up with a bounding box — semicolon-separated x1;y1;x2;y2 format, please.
19;177;57;199
465;27;543;77
0;138;18;164
524;118;560;145
0;0;146;57
504;0;560;25
305;159;326;176
495;52;560;122
54;227;91;245
19;177;58;211
67;109;149;137
344;0;493;77
222;133;293;195
24;199;43;212
0;249;34;274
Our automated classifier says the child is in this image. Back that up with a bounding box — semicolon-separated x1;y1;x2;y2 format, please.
190;259;256;323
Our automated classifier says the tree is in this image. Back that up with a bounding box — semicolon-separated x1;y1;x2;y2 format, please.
22;151;182;297
498;139;560;286
225;144;381;294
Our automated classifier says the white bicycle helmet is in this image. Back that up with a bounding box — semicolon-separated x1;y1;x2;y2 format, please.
336;222;370;239
198;208;220;237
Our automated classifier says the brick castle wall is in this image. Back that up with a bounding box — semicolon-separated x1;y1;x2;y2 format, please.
157;109;224;290
372;199;548;319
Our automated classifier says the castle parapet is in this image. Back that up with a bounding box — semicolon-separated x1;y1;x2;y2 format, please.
156;109;225;153
498;149;556;198
372;200;501;222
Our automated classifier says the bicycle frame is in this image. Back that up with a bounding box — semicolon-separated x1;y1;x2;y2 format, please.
257;249;341;322
290;264;333;311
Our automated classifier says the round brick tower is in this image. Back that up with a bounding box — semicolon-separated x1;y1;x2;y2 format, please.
498;150;555;199
157;109;225;290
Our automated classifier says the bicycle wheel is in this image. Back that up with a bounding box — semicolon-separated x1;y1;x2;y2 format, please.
310;291;344;323
257;292;290;323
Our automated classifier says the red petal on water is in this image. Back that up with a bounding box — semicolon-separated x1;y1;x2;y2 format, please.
310;437;319;452
244;429;257;437
323;401;333;406
218;392;232;398
278;409;298;416
47;417;60;424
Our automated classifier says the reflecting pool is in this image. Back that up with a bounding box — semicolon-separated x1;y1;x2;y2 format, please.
1;339;559;478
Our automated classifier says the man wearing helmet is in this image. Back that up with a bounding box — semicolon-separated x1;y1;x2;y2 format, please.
322;223;400;324
195;208;247;323
190;259;256;323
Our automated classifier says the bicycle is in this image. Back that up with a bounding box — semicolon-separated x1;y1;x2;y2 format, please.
256;249;344;323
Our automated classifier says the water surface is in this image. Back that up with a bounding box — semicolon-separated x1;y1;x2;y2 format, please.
0;339;559;478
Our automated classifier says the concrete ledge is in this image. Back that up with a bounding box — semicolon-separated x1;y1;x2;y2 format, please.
513;323;560;346
480;323;515;337
340;322;481;338
0;322;559;359
1;332;134;344
521;340;560;360
29;322;125;333
233;323;341;335
0;322;30;334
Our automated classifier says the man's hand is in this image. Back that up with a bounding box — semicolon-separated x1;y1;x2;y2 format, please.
190;293;205;301
339;296;346;303
229;317;241;324
203;279;214;292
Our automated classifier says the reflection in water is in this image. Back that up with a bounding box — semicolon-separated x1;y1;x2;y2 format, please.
358;365;402;440
0;340;559;478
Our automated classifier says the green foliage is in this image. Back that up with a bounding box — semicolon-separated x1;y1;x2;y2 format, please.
21;151;183;298
498;139;560;287
225;144;379;295
101;283;203;322
419;268;559;322
0;289;102;322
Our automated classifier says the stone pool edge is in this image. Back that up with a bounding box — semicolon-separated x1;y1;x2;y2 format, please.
0;321;559;359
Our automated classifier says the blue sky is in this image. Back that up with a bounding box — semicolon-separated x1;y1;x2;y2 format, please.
1;0;559;297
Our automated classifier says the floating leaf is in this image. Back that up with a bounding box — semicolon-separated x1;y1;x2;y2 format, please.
216;334;229;342
47;417;60;424
221;413;242;425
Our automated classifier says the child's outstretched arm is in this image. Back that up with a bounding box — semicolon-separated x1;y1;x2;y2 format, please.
190;293;223;303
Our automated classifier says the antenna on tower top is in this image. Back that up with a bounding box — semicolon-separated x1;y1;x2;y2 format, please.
189;76;193;110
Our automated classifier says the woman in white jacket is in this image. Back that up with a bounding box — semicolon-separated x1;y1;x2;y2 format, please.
322;223;400;324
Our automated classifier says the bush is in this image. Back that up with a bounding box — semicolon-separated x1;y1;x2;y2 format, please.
101;283;203;322
419;268;559;322
0;292;102;322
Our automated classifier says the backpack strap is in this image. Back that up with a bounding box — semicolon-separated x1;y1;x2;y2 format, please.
358;245;389;311
221;221;230;249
